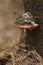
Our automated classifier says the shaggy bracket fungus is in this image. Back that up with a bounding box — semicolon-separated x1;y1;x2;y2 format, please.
15;12;38;43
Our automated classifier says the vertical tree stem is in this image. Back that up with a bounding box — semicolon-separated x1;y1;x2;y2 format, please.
20;29;26;43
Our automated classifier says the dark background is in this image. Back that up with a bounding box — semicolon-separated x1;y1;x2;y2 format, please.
23;0;43;56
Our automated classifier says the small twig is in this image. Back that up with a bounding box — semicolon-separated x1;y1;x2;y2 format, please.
10;52;15;65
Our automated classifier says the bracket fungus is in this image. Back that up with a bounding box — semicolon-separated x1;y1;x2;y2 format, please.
15;12;38;43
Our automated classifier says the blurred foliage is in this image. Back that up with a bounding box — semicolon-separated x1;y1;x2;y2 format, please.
0;39;6;45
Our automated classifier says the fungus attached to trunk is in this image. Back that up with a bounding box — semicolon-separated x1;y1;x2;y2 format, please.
15;12;38;43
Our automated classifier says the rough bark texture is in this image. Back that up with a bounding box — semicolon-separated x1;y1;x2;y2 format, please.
23;0;43;56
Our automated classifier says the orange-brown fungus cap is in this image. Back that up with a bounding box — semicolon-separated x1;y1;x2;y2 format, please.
15;12;38;29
